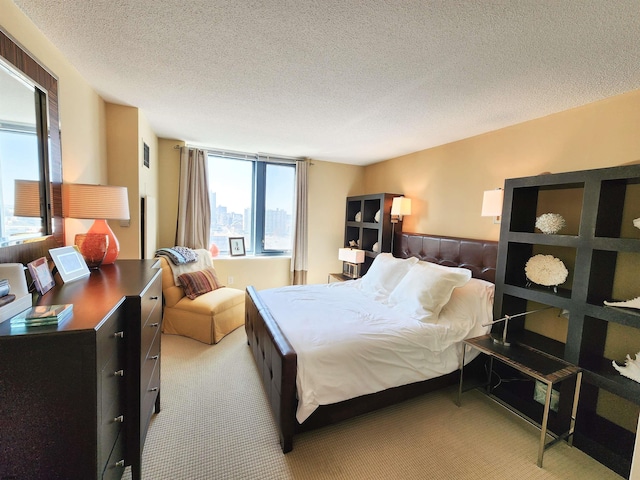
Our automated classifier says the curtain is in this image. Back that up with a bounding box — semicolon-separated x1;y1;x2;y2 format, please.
290;159;309;285
175;147;211;249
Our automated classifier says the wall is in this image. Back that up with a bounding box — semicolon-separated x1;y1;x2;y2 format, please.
1;2;108;246
365;89;640;242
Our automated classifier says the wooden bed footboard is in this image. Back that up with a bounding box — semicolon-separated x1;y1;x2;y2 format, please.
245;286;297;452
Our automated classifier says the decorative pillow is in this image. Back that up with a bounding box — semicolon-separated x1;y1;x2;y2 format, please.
387;261;471;320
178;267;222;300
359;253;418;301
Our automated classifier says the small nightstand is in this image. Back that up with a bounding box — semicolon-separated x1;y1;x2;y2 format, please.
327;273;353;283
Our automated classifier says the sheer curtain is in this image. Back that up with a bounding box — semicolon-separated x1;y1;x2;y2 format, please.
175;147;211;249
290;159;309;284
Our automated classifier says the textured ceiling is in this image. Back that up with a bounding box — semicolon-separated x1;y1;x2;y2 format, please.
11;1;640;165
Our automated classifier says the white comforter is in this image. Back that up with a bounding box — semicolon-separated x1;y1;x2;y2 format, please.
258;280;492;423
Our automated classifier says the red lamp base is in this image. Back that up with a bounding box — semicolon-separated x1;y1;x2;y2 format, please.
87;219;120;264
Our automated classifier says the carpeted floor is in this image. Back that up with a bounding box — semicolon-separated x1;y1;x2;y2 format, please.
122;328;623;480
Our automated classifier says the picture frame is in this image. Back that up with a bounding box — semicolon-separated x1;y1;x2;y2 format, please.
49;246;91;283
143;142;150;168
229;237;246;256
27;257;55;295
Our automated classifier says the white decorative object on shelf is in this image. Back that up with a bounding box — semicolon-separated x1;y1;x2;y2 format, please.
374;210;380;223
355;211;362;222
525;254;568;287
372;242;380;252
604;296;640;310
634;217;640;230
535;213;566;234
612;352;640;383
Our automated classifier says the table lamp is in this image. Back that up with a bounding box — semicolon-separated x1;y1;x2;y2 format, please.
63;183;130;265
338;248;365;278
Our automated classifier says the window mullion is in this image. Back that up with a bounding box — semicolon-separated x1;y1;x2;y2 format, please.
254;161;266;255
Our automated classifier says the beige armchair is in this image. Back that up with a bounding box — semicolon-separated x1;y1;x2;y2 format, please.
159;255;245;344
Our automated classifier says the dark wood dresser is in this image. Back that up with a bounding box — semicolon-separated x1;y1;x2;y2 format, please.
0;260;162;480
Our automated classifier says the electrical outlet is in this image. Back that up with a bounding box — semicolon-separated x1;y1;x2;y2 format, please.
228;276;234;285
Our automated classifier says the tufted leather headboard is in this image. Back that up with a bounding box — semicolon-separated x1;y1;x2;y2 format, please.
395;232;498;283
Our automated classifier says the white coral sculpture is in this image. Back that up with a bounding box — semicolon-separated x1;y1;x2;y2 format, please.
612;352;640;383
604;296;640;310
535;213;566;234
525;254;568;286
634;217;640;230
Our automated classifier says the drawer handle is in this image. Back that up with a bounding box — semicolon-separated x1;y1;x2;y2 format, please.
150;295;159;300
115;460;125;468
149;387;159;392
113;331;124;338
113;415;124;423
114;369;124;377
150;355;159;360
149;322;159;328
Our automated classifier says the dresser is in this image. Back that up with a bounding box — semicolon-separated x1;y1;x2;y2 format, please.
0;260;162;480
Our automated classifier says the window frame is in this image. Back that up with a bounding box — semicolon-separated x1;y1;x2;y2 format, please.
207;150;298;257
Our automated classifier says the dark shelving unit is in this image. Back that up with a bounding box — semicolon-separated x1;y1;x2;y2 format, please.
493;164;640;477
344;193;402;275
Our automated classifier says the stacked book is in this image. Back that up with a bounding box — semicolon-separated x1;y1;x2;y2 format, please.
10;304;73;327
0;278;16;307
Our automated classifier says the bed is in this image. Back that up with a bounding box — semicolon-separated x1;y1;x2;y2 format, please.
245;232;498;452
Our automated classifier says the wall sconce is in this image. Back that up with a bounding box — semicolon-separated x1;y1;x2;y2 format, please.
338;248;365;279
391;196;412;223
62;183;130;265
390;196;411;253
481;188;503;224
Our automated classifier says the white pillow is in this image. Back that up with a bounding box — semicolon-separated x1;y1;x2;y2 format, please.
437;278;495;338
387;261;472;320
359;253;419;301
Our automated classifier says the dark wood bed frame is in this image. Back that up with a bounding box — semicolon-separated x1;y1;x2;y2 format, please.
245;232;498;452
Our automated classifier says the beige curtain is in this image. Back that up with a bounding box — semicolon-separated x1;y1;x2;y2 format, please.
290;159;309;284
175;147;211;249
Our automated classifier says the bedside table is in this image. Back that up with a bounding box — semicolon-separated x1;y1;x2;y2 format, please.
458;334;582;467
327;273;353;283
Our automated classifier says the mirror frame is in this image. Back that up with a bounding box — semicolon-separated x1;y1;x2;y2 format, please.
0;28;63;247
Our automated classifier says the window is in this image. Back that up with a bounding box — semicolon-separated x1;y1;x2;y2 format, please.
207;151;296;256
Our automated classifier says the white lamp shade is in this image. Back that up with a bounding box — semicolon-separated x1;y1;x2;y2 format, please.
391;197;412;216
481;189;504;217
63;183;130;220
338;248;365;264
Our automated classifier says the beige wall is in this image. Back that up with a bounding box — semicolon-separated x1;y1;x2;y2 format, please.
1;2;108;246
157;139;183;249
365;89;640;242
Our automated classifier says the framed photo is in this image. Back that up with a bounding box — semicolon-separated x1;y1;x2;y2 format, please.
229;237;246;256
49;246;90;283
27;257;55;295
143;142;150;168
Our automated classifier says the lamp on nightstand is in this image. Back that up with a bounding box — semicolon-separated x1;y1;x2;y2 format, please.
338;248;365;279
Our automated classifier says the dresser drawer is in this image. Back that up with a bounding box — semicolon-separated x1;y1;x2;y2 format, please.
141;328;161;393
96;308;126;370
99;386;125;472
140;275;162;328
141;359;160;446
102;431;126;480
141;312;161;359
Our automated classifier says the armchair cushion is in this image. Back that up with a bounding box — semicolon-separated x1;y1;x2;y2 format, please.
178;268;222;299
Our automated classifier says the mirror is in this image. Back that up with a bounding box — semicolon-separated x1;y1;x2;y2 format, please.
0;29;63;248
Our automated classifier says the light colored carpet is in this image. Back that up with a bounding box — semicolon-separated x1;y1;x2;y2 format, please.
122;328;623;480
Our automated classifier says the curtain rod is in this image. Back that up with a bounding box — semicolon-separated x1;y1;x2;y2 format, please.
174;144;308;162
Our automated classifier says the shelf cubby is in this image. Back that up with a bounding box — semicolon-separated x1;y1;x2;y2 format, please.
343;193;401;275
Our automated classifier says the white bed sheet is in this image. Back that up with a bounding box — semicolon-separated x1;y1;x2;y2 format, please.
258;279;492;423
